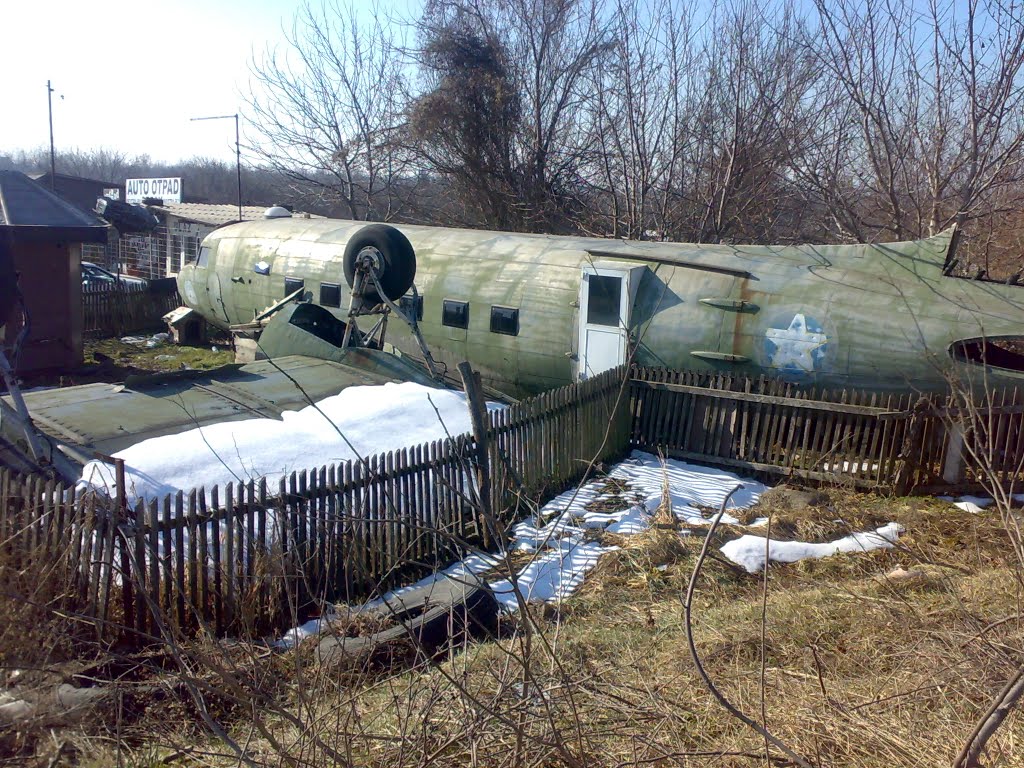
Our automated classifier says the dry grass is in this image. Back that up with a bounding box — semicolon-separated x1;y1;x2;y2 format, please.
0;547;104;764
3;488;1024;767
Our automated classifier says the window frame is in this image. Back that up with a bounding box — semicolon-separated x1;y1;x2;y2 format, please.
442;299;470;329
284;277;304;297
489;305;520;336
319;282;342;308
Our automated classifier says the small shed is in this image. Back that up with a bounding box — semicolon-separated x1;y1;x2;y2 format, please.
0;171;109;375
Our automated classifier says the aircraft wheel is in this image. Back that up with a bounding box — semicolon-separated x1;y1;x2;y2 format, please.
343;224;416;303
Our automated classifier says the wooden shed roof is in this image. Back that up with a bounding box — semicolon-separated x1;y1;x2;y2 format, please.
0;170;109;243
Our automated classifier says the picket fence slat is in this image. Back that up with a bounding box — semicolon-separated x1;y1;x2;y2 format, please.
82;284;181;336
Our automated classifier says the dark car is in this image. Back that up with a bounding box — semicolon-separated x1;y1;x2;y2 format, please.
81;261;148;288
94;197;160;233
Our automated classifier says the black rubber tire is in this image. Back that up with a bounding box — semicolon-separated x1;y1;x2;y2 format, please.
342;224;417;303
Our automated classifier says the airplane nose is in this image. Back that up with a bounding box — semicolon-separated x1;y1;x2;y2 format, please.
177;264;200;309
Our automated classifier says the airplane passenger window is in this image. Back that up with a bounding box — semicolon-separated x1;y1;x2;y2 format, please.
399;294;423;321
320;282;341;308
490;306;519;336
442;299;469;329
587;274;622;326
285;277;304;296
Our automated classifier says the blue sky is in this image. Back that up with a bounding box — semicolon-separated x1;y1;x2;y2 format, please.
0;0;415;165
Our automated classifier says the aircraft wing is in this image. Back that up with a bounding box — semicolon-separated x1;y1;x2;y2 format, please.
3;352;438;471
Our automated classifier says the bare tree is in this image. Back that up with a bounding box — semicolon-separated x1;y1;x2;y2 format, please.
407;20;525;229
246;0;415;221
803;0;1024;245
577;0;693;239
663;0;821;244
4;146;151;183
412;0;612;232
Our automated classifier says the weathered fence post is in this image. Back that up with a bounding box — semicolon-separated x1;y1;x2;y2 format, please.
458;362;493;541
942;419;967;485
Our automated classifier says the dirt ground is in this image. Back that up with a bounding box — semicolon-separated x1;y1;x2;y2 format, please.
16;335;235;390
2;486;1022;767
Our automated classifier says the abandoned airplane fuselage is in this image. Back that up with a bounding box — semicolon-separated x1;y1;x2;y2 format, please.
176;219;1024;396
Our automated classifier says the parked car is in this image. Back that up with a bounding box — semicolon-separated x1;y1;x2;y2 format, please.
81;262;148;289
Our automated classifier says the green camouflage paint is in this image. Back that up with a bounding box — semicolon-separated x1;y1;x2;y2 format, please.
177;220;1024;396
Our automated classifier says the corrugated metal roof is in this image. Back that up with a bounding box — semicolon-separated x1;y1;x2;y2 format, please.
151;203;322;227
0;170;109;242
29;171;119;187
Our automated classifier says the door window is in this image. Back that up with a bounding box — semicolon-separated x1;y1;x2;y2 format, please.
586;274;622;326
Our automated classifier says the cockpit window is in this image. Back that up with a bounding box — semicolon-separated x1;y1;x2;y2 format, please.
196;246;210;268
950;337;1024;372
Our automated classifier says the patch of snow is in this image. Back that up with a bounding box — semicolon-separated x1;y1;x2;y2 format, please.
720;523;904;573
279;608;337;648
958;495;993;509
938;494;994;514
954;501;987;514
489;540;612;610
78;382;502;504
275;451;905;644
485;451;768;611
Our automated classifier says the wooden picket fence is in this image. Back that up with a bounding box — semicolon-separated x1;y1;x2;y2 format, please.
0;366;629;639
628;368;1024;494
899;386;1024;493
83;282;181;336
7;362;1024;641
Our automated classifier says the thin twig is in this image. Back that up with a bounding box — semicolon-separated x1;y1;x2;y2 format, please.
953;663;1024;768
761;513;772;765
683;484;816;768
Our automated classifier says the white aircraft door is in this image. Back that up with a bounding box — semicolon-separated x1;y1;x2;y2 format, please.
577;265;634;380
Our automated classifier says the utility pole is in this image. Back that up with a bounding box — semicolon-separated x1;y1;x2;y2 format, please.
234;113;242;224
190;113;243;221
46;80;56;189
